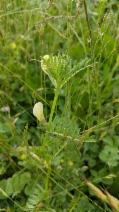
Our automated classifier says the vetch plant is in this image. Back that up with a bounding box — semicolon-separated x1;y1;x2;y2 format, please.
31;54;95;208
38;54;90;205
41;54;90;122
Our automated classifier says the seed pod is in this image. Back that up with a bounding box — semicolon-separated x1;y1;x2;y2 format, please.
105;190;119;212
85;180;107;202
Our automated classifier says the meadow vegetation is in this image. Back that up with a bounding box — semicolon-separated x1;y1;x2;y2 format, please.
0;0;119;211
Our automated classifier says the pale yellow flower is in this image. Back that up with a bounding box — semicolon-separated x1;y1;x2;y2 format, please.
68;161;73;166
11;43;16;49
60;159;64;163
33;102;45;123
20;154;27;160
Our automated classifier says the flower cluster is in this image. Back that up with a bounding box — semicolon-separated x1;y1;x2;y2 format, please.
41;55;50;72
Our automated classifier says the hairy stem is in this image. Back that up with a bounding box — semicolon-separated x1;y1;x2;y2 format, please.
49;85;60;123
44;84;60;205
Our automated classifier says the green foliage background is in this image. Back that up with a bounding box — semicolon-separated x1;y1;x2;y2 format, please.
0;0;119;211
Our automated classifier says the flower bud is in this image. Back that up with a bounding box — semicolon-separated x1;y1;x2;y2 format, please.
33;102;46;123
43;55;50;60
41;55;49;72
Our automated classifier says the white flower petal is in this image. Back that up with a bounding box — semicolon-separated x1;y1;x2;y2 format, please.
33;102;45;121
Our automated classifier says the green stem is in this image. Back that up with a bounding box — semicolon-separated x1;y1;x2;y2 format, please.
45;164;51;205
44;85;60;205
49;85;60;123
43;85;60;148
